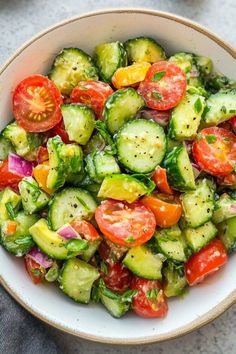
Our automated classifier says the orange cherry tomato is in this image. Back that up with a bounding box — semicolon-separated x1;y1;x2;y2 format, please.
33;161;55;195
141;193;182;228
153;166;173;194
112;62;151;89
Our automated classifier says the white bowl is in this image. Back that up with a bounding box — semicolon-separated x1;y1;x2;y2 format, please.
0;9;235;345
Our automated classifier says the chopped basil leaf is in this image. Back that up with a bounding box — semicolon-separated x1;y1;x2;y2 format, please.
120;289;138;303
151;71;166;82
125;235;135;243
5;202;16;220
31;268;42;277
205;134;217;144
14;236;32;245
194;98;202;113
151;91;162;100
202;105;210;119
100;261;108;275
91;286;100;302
146;288;160;300
229;109;236;114
66;238;88;252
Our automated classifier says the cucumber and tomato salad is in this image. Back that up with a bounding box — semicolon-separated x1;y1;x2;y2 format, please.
0;36;235;320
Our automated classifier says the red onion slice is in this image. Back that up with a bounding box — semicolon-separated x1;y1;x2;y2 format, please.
136;108;170;126
27;247;53;269
8;153;33;177
57;223;81;240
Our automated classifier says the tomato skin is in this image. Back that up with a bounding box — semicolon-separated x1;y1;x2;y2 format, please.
219;173;236;187
51;121;71;144
131;277;168;318
71;80;113;118
95;199;156;247
230;116;236;133
193;127;236;177
37;146;49;164
13;75;63;133
153;166;173;194
70;220;101;241
24;257;45;284
185;239;228;286
142;194;182;228
138;61;187;110
101;262;132;294
0;160;22;189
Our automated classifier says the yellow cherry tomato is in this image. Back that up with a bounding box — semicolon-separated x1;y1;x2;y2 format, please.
112;62;151;89
33;161;55;195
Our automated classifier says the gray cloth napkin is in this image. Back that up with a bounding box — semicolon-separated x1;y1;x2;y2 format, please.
0;285;62;354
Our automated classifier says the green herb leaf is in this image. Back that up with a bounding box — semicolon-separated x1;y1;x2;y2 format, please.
202;105;210;119
194;97;203;113
205;134;217;144
99;279;121;300
66;238;88;252
151;71;166;82
5;202;16;220
229;109;236;114
120;289;138;303
45;262;59;282
100;261;108;275
94;121;117;155
221;105;227;114
91;286;100;303
125;235;135;243
31;268;42;277
146;288;160;300
131;174;155;194
14;236;32;245
151;91;162;101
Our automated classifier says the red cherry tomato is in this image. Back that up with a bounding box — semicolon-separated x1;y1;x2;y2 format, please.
138;61;187;110
24;256;45;285
70;220;101;241
192;127;236;177
219;173;236;187
185;239;228;286
0;160;22;189
95;199;156;248
71;80;113;118
37;146;49;164
101;262;132;294
13;75;63;132
130;277;168;318
153;166;173;194
51;121;71;144
230;116;236;133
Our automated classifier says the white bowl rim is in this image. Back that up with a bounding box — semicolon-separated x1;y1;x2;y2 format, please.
0;8;236;345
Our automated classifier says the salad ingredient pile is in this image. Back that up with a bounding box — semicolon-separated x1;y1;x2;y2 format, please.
0;36;236;319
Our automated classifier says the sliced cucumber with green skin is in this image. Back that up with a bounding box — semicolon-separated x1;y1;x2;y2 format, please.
169;93;205;140
80;239;101;262
85;154;102;184
104;88;145;134
59;143;83;174
163;146;195;191
61;104;95;145
47;136;65;189
116;119;166;173
217;216;236;252
1;212;38;257
59;258;100;303
0;135;14;160
195;56;213;76
83;133;106;156
166;137;182;152
212;193;236;224
48;47;98;95
100;292;130;318
48;187;97;230
154;225;187;262
94;41;127;83
123;245;163;280
29;219;80;259
93;151;120;179
183;221;217;252
202;90;236;126
168;52;193;73
124;37;165;64
205;74;236;93
0;188;21;222
163;262;187;298
19;177;49;215
180;179;215;228
98;174;151;203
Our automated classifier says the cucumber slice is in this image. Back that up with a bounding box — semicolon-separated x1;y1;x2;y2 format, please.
169;93;205;140
0;135;14;160
217;216;236;252
203;90;236;126
100;293;130;318
163;146;195;191
1;212;38;256
47;136;65;189
48;48;98;95
59;258;99;303
59;143;83;174
19;177;49;215
80;239;101;262
124;37;165;64
61;104;95;145
180;179;215;228
168;52;193;73
116;119;166;173
94;41;127;83
183;221;217;252
104;88;145;134
212;193;236;224
163;262;187;298
154;225;187;262
0;188;21;222
48;187;97;230
98;174;151;203
195;56;213;76
123;245;163;280
93;151;120;179
85;154;102;183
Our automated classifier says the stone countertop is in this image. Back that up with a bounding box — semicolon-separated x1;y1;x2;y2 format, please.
0;0;235;353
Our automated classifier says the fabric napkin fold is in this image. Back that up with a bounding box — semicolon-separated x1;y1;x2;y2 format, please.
0;285;62;354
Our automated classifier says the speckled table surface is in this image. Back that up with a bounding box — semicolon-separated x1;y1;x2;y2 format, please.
0;0;236;353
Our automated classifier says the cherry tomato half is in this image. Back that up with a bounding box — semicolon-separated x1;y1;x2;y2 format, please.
192;127;236;177
138;61;187;110
142;193;182;228
230;116;236;133
37;146;49;164
131;277;168;318
70;220;101;241
71;80;113;118
185;239;228;286
112;62;151;89
0;160;22;190
95;199;156;247
101;262;132;294
153;166;173;194
13;75;63;132
25;256;45;285
51;121;71;144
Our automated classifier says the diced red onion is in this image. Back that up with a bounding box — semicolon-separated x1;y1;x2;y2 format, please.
136;108;170;126
27;247;53;268
189;70;200;78
57;223;81;240
230;204;236;210
191;162;202;179
183;140;193;154
8;153;33;177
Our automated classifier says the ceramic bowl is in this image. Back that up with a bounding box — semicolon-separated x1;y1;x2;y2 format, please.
0;9;235;345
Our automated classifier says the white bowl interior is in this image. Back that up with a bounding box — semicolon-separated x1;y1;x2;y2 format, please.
0;10;235;343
